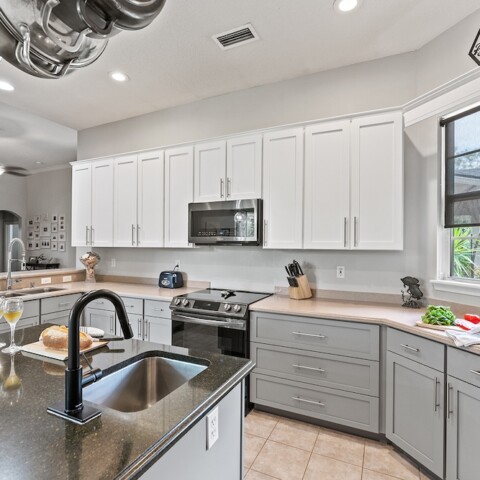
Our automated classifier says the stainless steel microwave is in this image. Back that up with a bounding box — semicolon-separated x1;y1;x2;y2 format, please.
188;199;263;245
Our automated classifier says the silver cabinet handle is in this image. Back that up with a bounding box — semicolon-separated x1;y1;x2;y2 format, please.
434;377;440;412
469;369;480;376
110;315;114;334
293;331;326;339
344;217;347;248
292;396;325;407
263;219;268;247
400;344;419;353
132;224;135;246
353;217;356;247
147;319;150;340
447;383;454;418
227;177;231;197
58;302;70;307
137;224;140;245
138;318;142;340
220;178;224;198
86;226;89;245
91;226;94;245
125;305;135;309
95;301;105;305
153;308;165;312
292;364;325;373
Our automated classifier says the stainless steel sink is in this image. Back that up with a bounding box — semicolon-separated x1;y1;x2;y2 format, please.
83;355;208;413
0;287;67;297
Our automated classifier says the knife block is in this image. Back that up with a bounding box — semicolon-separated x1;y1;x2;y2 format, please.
288;275;312;300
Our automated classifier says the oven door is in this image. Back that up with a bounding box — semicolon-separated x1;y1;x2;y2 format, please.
171;313;247;357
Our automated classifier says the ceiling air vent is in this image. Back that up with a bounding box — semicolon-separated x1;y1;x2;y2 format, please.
213;24;260;50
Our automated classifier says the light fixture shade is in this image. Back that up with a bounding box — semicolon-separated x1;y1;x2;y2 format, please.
334;0;362;14
469;28;480;66
110;71;130;82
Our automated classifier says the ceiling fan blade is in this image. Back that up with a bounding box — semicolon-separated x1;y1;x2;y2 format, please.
5;170;30;177
0;165;28;171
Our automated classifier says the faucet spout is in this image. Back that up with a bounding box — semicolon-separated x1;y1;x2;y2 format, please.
6;238;26;290
47;289;134;424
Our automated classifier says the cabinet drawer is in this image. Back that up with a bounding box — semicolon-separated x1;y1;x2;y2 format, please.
251;342;379;396
0;315;39;333
87;298;114;311
23;299;40;319
120;297;143;315
448;347;480;387
41;311;69;326
144;300;171;319
251;373;379;433
251;312;379;360
41;294;81;315
387;328;444;372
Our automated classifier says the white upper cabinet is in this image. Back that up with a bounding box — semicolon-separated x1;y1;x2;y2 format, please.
226;135;262;200
194;135;263;202
71;163;92;247
304;121;351;249
165;146;194;248
72;160;113;247
263;128;304;249
350;112;403;250
194;141;226;202
113;151;164;248
138;151;164;248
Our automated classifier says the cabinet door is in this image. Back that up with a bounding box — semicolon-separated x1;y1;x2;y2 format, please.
304;121;350;249
263;128;304;249
114;154;138;247
71;163;92;247
85;308;116;335
226;134;262;200
145;316;171;345
165;146;194;248
91;159;114;247
194;141;226;202
446;376;480;480
138;150;164;247
350;112;403;250
386;351;444;478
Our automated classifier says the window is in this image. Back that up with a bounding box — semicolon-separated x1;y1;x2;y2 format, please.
441;105;480;281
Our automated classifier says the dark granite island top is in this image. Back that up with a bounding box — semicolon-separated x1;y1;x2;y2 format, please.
0;325;253;480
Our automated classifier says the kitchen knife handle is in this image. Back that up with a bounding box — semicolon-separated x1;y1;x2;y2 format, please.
132;224;135;246
220;178;224;198
344;217;347;248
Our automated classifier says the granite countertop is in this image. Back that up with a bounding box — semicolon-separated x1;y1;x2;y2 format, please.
250;295;480;355
0;326;253;480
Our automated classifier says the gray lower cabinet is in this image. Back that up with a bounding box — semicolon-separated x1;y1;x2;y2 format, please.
0;299;39;333
386;349;444;478
250;312;380;433
41;293;82;326
84;307;117;335
141;383;243;480
144;316;171;345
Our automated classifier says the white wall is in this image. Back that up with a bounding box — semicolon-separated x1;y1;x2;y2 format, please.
76;11;480;304
26;168;76;268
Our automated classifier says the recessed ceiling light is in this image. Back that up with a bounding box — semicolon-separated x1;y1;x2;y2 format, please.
334;0;362;13
35;161;44;165
110;71;130;82
0;80;14;92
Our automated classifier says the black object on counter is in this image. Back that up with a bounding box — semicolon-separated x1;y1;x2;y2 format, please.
159;270;184;289
47;289;134;424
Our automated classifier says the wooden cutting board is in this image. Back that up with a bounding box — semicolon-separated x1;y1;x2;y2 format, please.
415;321;463;332
21;340;108;361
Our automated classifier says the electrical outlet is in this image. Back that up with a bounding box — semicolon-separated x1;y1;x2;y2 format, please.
111;258;116;268
206;407;219;450
175;259;180;269
62;275;72;282
41;277;52;285
336;266;345;279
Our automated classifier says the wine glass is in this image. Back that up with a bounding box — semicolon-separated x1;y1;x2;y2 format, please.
2;298;23;354
0;297;6;349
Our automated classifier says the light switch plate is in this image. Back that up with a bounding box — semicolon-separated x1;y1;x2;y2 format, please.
206;407;219;450
41;277;52;285
62;275;72;282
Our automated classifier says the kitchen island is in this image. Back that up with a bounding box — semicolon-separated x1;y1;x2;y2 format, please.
0;325;253;480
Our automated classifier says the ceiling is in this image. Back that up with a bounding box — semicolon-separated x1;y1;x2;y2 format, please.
0;0;478;169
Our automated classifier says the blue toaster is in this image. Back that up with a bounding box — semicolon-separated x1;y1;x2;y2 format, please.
159;270;184;289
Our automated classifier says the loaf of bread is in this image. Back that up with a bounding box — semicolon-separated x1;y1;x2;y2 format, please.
40;325;93;351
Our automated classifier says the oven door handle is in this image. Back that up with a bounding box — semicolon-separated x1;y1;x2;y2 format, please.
172;314;246;330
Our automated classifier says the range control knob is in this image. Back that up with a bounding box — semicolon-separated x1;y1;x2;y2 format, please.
233;304;242;313
181;299;190;307
174;298;181;306
224;304;231;311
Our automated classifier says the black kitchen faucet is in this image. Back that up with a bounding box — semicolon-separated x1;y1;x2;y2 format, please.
47;290;134;424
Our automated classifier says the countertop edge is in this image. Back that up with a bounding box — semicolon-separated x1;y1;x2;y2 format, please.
117;360;255;480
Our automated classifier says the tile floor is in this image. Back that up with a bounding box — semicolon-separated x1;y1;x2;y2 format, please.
244;409;434;480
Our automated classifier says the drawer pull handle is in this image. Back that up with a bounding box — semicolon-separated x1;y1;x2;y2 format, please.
58;302;70;307
126;305;135;309
292;364;325;373
400;344;419;353
153;308;164;312
469;369;480;377
447;383;454;418
95;301;105;305
434;377;440;412
292;332;326;339
292;396;325;407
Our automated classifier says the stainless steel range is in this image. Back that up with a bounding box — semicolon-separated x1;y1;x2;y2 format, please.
170;288;271;358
